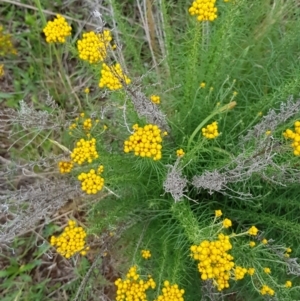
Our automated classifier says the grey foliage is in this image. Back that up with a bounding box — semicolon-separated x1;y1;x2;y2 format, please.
0;97;69;134
242;96;300;144
193;97;300;199
163;159;188;202
266;241;300;277
126;88;170;131
0;177;82;244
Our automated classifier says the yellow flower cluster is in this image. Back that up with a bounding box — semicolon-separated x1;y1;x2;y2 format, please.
70;138;99;164
0;25;17;56
150;95;160;104
50;220;89;258
248;226;259;236
176;149;185;157
0;64;4;78
202;121;219;139
99;63;131;90
285;281;292;288
263;267;271;274
58;161;73;174
77;30;115;63
124;124;164;160
260;284;275;296
115;266;156;301
190;234;234;291
83;118;92;131
141;249;151;259
154;281;185;301
283;121;300;155
234;266;247;280
188;0;218;22
78;168;104;194
43;14;72;44
68;113;98;135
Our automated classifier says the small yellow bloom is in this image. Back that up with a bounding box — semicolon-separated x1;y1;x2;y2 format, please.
176;148;185;157
223;218;232;228
285;281;292;288
249;241;256;248
141;249;151;259
233;91;238;97
262;238;268;244
265;130;271;136
286;247;292;253
258;111;263;116
0;26;17;56
215;210;222;217
84;87;90;94
248;226;259;236
248;268;255;276
263;267;271;274
200;82;206;88
150;95;160;104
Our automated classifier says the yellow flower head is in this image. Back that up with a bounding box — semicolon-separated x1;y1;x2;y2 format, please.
176;148;185;157
78;169;104;195
234;266;247;280
0;26;17;56
248;226;259;236
84;87;90;94
249;241;256;248
200;82;206;88
248;268;255;276
70;137;99;165
124;124;163;161
260;285;275;296
50;220;88;258
77;30;115;64
190;235;233;291
58;161;73;174
141;249;151;259
286;247;292;253
263;267;271;274
150;95;160;104
215;210;222;217
43;14;72;43
262;238;268;244
223;218;232;228
99;63;131;90
202;121;219;139
285;281;292;288
188;0;218;22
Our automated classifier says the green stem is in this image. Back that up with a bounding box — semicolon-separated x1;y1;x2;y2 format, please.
34;0;46;25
